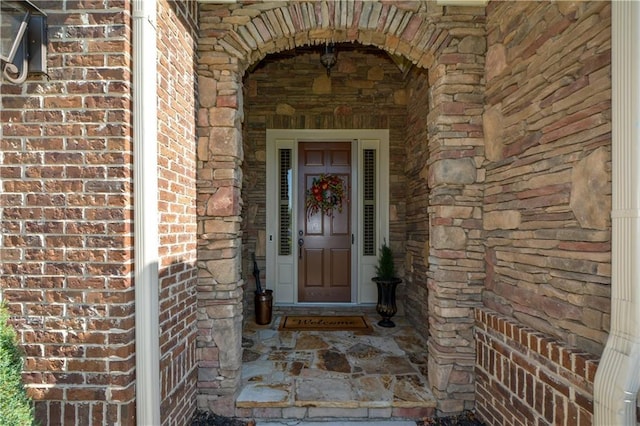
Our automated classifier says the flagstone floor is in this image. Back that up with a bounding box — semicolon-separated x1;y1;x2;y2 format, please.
236;307;436;422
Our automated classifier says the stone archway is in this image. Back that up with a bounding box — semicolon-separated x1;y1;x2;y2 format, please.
195;0;486;415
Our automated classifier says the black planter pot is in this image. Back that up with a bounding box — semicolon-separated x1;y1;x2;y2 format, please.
373;277;402;327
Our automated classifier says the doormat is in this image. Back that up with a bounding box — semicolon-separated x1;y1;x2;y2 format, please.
279;315;372;331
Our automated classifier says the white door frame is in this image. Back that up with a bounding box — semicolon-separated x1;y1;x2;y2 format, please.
265;129;390;305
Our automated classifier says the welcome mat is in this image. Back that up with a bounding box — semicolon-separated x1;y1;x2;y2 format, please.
279;315;372;331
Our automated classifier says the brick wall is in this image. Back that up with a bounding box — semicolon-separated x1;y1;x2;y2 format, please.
477;0;611;423
242;45;408;315
0;0;200;424
0;1;136;424
157;1;199;425
476;309;596;426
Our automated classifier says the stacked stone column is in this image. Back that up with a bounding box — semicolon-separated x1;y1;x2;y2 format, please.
195;67;246;414
425;32;486;414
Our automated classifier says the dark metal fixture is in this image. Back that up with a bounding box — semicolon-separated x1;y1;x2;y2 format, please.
1;0;47;84
320;42;337;76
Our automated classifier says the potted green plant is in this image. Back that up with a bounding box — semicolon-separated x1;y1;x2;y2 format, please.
372;242;402;327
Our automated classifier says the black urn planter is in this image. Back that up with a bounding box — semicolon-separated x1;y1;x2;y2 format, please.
373;277;402;327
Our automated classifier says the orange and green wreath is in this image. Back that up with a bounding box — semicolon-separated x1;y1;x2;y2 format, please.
305;174;345;217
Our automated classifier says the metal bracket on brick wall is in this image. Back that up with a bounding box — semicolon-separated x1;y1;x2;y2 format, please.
0;0;47;84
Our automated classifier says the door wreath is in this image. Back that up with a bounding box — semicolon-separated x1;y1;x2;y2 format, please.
305;174;345;217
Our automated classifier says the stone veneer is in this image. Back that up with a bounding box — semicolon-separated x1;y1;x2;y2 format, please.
0;0;615;423
477;0;611;423
197;0;486;415
404;68;431;340
483;0;611;357
242;45;409;318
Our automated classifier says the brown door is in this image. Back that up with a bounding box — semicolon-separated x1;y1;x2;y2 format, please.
298;142;351;302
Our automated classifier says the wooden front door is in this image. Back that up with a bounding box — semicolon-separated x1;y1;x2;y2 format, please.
298;142;351;302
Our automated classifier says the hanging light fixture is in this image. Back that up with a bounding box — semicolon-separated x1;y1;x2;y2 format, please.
320;42;337;76
0;0;47;84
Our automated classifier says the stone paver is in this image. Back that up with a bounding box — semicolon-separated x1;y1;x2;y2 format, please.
240;312;435;421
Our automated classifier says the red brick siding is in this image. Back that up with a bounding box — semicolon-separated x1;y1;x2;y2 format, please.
157;1;199;425
476;308;597;426
483;1;611;354
0;1;136;425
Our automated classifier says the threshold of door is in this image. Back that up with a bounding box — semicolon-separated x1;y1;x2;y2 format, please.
273;303;377;312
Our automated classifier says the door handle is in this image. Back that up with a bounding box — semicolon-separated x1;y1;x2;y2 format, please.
298;238;304;259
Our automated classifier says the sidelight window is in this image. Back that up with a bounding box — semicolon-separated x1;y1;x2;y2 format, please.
363;149;376;256
278;148;292;256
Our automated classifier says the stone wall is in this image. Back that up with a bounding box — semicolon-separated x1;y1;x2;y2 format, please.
0;2;136;424
196;2;246;414
242;45;408;315
483;0;611;357
477;0;611;423
157;1;200;424
0;0;615;422
198;0;487;414
404;68;430;338
424;11;486;416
